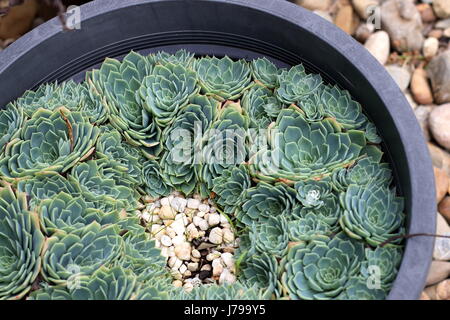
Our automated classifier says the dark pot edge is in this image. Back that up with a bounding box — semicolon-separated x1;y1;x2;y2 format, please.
0;0;436;300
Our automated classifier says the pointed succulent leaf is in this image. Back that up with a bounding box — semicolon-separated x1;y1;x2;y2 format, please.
242;84;281;128
241;253;281;299
250;215;289;258
276;65;322;104
288;212;334;242
0;104;23;154
337;277;387;300
292;195;342;230
250;57;283;89
142;159;172;199
149;49;195;66
295;177;333;208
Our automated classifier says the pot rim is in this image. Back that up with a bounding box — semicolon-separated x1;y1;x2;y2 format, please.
0;0;436;300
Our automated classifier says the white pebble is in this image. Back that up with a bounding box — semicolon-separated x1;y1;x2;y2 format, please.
198;219;209;231
172;235;185;246
160;235;172;247
213;262;223;277
201;264;212;271
141;211;151;222
171;197;187;212
187;262;199;272
219;214;228;224
212;258;222;268
160;197;170;207
183;282;194;292
196;211;205;218
222;228;235;244
179;264;187;274
173;280;183;287
174;242;191;261
193;216;203;227
199;204;210;212
206;252;221;261
209;227;223;245
219;268;236;285
170;219;186;236
159;205;176;220
165;227;176;239
187;198;200;209
184;270;192;277
160;247;169;258
221;252;234;269
208;213;220;226
191;249;201;259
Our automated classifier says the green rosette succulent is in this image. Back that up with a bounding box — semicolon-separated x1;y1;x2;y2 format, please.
288;212;334;242
96;127;142;186
212;164;252;214
0;105;23;154
16;173;81;208
149;49;195;66
242;84;282;128
77;82;109;125
241;253;281;299
281;232;364;300
236;182;296;226
0;185;44;300
276;65;322;104
297;91;326;122
250;215;289;258
197;101;250;197
141;159;172;199
30;267;138;300
41;223;123;284
0;107;100;180
37;192;121;236
193;56;252;101
319;85;368;130
175;283;263;300
120;231;168;282
87;51;162;158
139;62;199;127
339;184;405;246
250;57;283;89
133;278;174;300
362;121;382;144
338;277;387;300
292;196;342;231
160;95;218;195
332;157;392;192
360;246;403;291
295;178;333;208
250;106;366;183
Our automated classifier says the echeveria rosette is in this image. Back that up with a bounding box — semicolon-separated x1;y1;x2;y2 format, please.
149;49;195;67
250;215;289;258
332;157;392;192
141;160;172;199
197;101;250;197
0;185;44;300
30;267;138;300
87;51;162;158
288;213;334;242
77;82;109;125
161;95;219;195
120;231;168;282
212;164;252;215
295;177;333;209
340;184;405;246
193;56;252;101
175;283;263;300
68;160;139;212
360;246;403;291
250;57;283;89
41;223;123;285
297;91;326;122
0;105;23;154
96;127;142;186
241;253;281;299
276;64;323;104
0;107;100;181
17;173;81;208
236;182;296;226
319;85;368;130
292;195;342;231
249;106;366;183
133;277;174;300
281;232;365;300
37;192;121;236
139;62;199;127
337;277;387;300
242;84;282;128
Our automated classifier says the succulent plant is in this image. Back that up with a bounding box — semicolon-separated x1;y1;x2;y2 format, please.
37;192;121;235
0;105;23;154
337;277;387;300
332;157;392;192
212;164;252;214
197;101;249;197
175;283;263;300
250;215;289;258
133;278;174;300
281;233;364;300
41;223;123;284
249;106;366;183
288;212;334;242
0;185;44;300
294;178;333;209
242;84;281;128
193;56;252;101
141;159;172;199
68;160;139;212
241;253;281;299
149;49;195;67
276;65;322;104
292;195;342;231
138;62;198;127
160;95;218;195
0;107;100;181
236;182;296;226
339;184;405;246
87;51;162;158
296;91;326;122
250;57;282;89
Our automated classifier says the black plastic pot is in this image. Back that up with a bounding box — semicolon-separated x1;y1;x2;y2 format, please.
0;0;436;300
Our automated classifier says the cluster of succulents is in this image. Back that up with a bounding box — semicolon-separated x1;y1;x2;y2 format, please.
0;50;405;300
